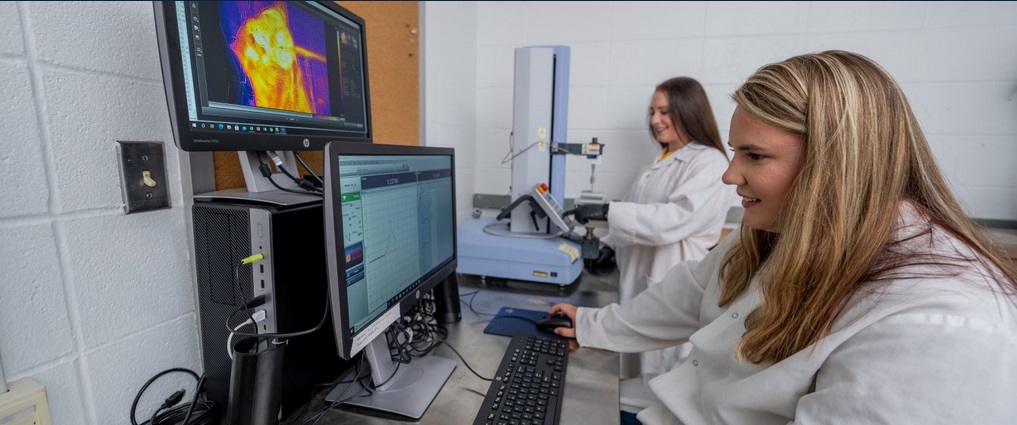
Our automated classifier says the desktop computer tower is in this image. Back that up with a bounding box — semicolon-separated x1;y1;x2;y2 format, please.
192;197;349;418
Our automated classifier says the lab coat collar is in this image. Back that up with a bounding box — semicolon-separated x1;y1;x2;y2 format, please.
652;142;709;169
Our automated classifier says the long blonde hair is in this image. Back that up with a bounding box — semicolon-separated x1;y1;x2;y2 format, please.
720;50;1017;364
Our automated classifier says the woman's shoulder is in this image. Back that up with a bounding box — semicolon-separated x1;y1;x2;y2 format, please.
844;223;1017;333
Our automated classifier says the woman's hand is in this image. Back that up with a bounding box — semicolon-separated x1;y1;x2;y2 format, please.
549;303;579;345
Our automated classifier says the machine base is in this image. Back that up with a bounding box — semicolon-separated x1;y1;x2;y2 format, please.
457;217;582;286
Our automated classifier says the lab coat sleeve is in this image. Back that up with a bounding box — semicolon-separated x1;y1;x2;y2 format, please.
608;152;731;247
575;257;712;353
793;313;1017;424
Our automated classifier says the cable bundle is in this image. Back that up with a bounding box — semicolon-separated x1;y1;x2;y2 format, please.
129;368;216;425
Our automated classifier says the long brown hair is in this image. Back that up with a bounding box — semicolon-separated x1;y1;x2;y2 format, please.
719;50;1017;364
648;77;724;154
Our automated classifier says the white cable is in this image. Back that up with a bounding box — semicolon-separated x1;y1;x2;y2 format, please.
267;151;284;167
227;310;266;360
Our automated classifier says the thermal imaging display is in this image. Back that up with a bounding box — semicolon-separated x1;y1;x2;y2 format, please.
155;1;371;151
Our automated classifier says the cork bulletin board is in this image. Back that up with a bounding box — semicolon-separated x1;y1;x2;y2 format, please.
212;1;421;190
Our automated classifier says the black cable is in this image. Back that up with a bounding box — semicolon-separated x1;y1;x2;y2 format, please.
149;406;163;425
233;263;258;336
296;294;496;424
179;376;206;424
267;151;323;194
268;151;304;184
371;360;402;389
226;288;329;338
147;401;215;425
302;356;373;425
130;368;215;425
298;382;339;424
391;297;446;360
389;299;494;382
293;151;324;187
440;339;493;382
131;368;197;425
461;290;539;325
255;151;323;196
256;152;307;194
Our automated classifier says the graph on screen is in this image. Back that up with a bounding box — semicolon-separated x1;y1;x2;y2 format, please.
361;183;421;310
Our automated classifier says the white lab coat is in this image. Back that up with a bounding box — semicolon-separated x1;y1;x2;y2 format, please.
577;204;1017;424
602;142;734;376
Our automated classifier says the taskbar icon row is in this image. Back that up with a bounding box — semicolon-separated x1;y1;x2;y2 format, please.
192;121;285;134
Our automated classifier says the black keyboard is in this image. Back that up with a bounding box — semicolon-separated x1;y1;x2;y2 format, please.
473;333;570;425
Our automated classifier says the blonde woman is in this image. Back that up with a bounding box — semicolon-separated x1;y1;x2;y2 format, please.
549;51;1017;425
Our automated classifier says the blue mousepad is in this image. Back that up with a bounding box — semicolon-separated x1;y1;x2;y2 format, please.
483;307;558;338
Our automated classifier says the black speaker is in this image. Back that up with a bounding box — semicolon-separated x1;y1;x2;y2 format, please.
192;198;350;418
433;273;462;323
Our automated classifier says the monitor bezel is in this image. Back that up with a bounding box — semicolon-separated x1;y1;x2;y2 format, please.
153;1;373;152
323;141;457;360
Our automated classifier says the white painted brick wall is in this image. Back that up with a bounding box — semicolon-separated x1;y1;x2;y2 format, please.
0;2;199;425
0;61;48;218
426;1;1017;220
423;2;479;225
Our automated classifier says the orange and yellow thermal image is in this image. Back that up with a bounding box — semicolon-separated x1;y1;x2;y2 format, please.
231;3;326;114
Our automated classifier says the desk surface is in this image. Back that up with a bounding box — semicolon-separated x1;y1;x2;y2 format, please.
285;270;621;424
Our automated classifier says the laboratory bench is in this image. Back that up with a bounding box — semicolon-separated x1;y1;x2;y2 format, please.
281;269;622;425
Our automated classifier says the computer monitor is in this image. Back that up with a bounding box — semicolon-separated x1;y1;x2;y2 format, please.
322;141;458;418
153;1;371;152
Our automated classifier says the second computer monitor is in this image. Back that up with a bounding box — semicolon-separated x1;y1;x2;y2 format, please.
322;141;457;418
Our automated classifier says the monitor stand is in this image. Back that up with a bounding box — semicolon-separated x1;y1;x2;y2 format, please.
238;150;301;193
324;335;456;419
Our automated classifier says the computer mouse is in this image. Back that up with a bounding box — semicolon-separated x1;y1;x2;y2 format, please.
536;312;572;331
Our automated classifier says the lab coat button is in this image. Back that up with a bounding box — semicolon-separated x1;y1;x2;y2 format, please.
692;359;699;366
731;312;739;319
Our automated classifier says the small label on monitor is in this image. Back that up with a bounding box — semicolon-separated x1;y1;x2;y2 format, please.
352;305;400;355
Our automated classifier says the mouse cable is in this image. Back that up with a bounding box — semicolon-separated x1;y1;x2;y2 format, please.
460;290;539;325
436;339;493;382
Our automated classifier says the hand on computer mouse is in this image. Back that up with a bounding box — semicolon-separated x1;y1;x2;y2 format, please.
545;304;578;340
536;312;572;332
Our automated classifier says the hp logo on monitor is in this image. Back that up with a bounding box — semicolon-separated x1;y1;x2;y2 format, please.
303;138;310;148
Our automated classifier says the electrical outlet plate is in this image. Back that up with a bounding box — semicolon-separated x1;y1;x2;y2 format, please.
0;378;53;425
116;141;171;214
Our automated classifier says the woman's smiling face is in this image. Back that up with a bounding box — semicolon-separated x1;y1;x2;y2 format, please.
649;91;689;150
722;106;805;233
